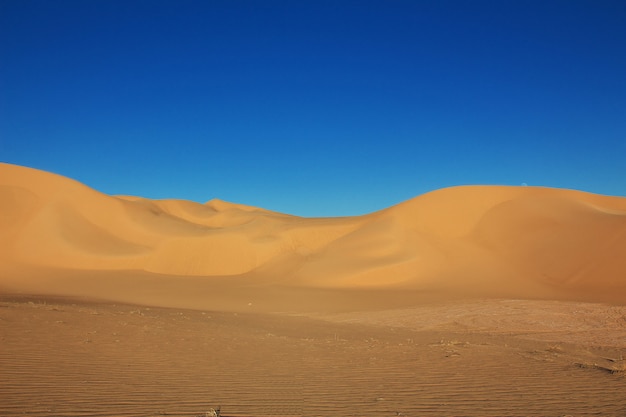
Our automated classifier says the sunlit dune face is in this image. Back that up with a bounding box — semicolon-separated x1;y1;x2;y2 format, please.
1;162;625;310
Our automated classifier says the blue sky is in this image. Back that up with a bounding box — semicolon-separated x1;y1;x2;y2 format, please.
1;0;625;216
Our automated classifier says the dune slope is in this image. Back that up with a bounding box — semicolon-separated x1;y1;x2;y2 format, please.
1;162;625;308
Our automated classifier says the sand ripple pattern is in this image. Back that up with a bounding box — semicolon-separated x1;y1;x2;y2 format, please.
1;301;625;416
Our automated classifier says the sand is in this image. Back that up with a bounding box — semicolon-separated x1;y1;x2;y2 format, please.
1;162;625;416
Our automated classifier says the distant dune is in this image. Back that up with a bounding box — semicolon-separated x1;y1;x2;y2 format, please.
1;162;625;310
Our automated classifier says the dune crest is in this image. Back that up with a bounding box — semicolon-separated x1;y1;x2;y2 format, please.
1;162;625;309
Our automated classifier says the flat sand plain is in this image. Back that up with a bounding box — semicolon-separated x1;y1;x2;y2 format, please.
1;295;625;417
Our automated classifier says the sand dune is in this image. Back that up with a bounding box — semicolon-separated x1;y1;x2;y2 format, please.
1;162;625;309
2;163;626;416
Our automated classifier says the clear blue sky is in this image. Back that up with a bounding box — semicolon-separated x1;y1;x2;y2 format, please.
1;0;625;216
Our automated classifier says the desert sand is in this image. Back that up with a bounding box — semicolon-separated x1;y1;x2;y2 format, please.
1;162;625;416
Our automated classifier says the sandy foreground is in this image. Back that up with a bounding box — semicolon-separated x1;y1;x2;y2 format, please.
1;295;625;417
1;163;626;415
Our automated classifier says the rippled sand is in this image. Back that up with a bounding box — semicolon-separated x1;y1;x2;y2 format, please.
1;297;624;417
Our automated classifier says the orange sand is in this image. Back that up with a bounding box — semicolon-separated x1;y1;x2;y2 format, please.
1;162;625;416
1;162;625;310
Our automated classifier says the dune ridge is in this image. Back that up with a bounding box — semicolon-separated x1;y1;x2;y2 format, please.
1;162;625;309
